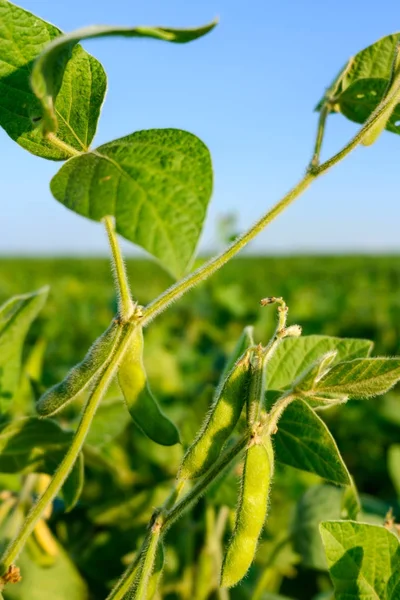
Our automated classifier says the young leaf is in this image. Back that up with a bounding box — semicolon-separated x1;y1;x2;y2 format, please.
266;336;373;392
361;43;400;146
273;399;351;485
0;0;106;160
320;521;400;599
31;21;217;136
0;287;48;413
319;32;400;137
50;129;213;278
293;350;338;393
314;358;400;398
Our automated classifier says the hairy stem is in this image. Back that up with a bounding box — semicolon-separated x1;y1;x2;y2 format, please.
106;553;142;600
163;435;249;531
309;101;330;168
0;323;134;575
126;525;162;600
142;174;315;325
314;74;400;175
264;393;295;436
104;216;135;320
142;78;400;326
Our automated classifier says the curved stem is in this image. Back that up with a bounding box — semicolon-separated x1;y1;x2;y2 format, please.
309;101;330;168
106;553;142;600
103;216;135;320
142;173;315;325
264;393;295;436
107;435;248;600
141;71;400;326
315;75;400;175
126;525;161;600
163;435;249;531
0;323;134;574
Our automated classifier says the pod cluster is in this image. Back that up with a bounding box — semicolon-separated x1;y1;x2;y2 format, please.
176;324;277;588
36;317;180;447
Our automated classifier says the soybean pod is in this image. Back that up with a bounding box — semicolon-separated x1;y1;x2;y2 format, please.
118;326;180;446
221;437;274;588
178;350;252;480
36;319;121;417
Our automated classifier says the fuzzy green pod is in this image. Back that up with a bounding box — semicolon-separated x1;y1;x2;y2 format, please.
36;320;121;416
178;351;252;480
221;438;274;588
118;326;180;446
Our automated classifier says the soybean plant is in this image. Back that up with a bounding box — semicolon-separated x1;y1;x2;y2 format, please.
1;2;400;598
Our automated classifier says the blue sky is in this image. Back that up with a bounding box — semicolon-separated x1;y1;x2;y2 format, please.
2;0;400;256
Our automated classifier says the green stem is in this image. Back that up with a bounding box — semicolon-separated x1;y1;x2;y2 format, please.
0;323;134;574
126;525;162;600
310;101;330;168
106;553;142;600
107;435;248;600
103;216;135;320
142;173;315;325
314;74;400;175
163;435;249;531
142;74;400;326
264;393;295;436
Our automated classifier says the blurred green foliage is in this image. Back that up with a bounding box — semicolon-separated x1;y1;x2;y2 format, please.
0;255;399;599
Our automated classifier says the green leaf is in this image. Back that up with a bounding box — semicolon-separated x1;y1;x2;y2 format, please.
320;33;400;137
50;129;213;278
273;399;351;485
266;335;373;392
388;445;400;498
292;485;344;570
320;520;400;599
0;417;81;509
0;287;48;413
30;20;217;136
0;0;106;160
314;358;400;398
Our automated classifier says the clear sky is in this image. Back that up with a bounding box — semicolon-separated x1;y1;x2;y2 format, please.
2;0;400;256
